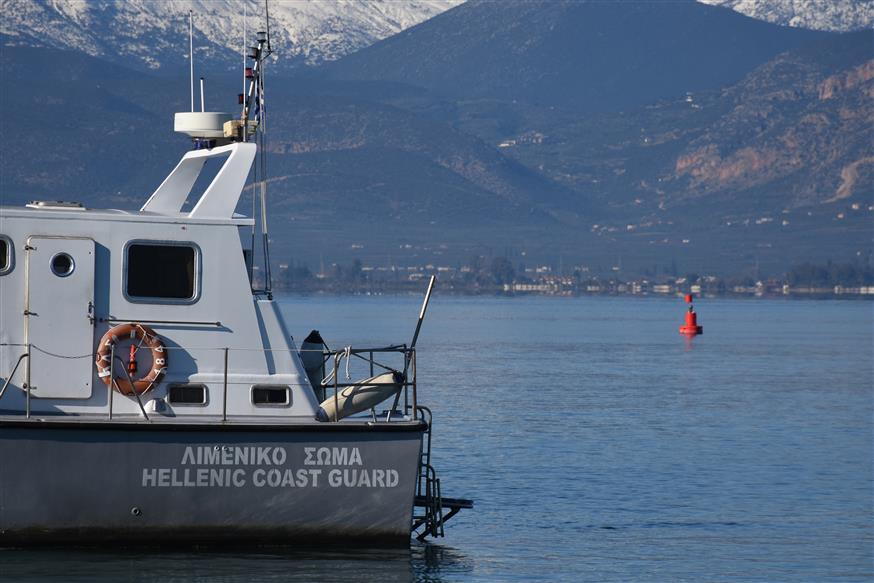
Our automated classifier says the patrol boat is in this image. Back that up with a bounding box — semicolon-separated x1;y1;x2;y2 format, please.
0;27;469;544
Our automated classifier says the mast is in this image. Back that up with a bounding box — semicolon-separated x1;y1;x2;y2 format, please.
244;2;256;289
239;2;274;297
243;3;247;97
189;11;194;112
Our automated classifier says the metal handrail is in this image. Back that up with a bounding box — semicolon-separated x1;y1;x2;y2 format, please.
0;342;407;355
415;405;434;473
99;318;222;327
0;352;29;403
0;341;420;424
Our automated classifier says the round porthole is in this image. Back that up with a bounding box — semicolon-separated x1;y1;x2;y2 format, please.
51;253;75;277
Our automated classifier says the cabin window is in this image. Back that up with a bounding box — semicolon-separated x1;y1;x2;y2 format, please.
50;252;75;277
168;384;208;405
252;385;291;407
125;242;198;302
0;236;11;275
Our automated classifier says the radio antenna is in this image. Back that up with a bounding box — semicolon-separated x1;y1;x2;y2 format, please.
188;10;194;112
265;0;273;53
243;3;247;96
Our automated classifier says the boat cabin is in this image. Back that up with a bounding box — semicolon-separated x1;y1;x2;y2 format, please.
0;142;326;420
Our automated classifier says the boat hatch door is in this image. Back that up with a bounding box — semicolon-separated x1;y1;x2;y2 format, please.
24;237;95;398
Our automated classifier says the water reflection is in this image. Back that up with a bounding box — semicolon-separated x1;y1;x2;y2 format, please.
682;334;696;350
413;543;474;582
0;543;473;583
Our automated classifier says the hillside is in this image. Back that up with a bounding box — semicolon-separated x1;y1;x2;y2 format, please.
440;30;873;271
320;0;829;112
474;31;873;211
669;31;873;210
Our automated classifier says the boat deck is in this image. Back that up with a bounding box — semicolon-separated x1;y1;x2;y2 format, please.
0;414;427;431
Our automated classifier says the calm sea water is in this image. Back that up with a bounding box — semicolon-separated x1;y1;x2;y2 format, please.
2;296;871;582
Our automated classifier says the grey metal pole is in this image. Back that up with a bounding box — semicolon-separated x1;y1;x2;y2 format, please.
189;11;194;112
410;275;436;351
223;347;229;422
412;349;417;422
108;344;115;420
25;343;31;419
404;275;436;382
333;355;340;422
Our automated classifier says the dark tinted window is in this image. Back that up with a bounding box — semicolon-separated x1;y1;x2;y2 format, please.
168;384;207;405
0;237;8;273
127;243;196;300
252;386;290;406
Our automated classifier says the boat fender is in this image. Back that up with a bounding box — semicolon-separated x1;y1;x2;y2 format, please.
299;330;327;399
316;371;403;422
95;323;167;396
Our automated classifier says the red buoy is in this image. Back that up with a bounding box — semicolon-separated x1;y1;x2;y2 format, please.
679;297;703;335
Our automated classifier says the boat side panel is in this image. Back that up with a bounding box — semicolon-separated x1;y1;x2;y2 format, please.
0;425;423;543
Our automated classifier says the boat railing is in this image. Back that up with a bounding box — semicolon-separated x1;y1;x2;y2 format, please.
302;343;419;423
0;342;419;423
0;351;30;414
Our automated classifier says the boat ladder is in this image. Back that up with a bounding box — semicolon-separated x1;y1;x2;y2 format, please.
411;406;473;540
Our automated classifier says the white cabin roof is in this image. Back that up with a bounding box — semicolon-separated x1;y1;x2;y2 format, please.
0;142;257;227
0;206;254;226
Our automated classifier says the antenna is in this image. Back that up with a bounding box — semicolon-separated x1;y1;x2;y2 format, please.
188;11;194;112
264;0;272;53
199;77;205;112
243;3;247;97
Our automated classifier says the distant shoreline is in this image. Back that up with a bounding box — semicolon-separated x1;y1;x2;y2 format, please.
266;260;874;300
273;287;874;301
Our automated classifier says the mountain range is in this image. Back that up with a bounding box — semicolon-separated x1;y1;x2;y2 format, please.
0;0;462;70
0;0;871;277
2;0;870;73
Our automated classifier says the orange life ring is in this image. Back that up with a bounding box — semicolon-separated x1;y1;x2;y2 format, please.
95;323;167;395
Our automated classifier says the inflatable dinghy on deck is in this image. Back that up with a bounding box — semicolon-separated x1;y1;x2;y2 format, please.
316;371;403;422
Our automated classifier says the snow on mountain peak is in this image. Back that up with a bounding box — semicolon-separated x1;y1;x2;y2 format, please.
1;0;464;70
697;0;874;32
